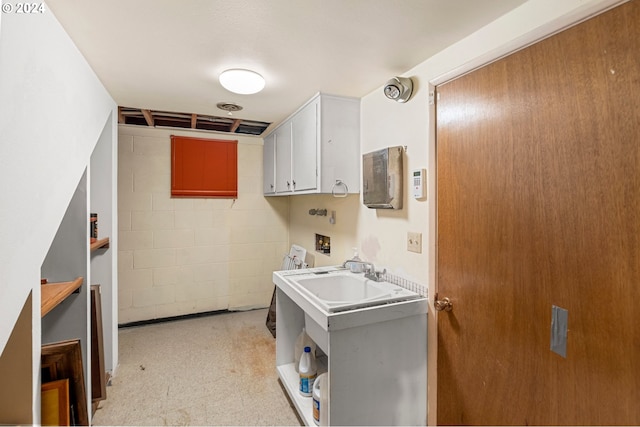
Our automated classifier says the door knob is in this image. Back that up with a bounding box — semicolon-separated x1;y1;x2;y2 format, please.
434;295;453;312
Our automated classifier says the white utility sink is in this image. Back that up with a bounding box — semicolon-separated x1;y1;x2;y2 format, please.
278;268;420;313
273;266;428;425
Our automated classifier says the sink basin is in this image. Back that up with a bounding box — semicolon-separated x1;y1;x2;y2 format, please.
282;269;420;313
296;275;389;302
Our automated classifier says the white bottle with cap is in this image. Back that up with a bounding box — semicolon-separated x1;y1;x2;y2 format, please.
299;346;317;397
349;248;365;273
294;328;316;373
313;372;328;425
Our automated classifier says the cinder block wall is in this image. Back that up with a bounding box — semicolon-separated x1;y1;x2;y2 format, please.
117;126;289;324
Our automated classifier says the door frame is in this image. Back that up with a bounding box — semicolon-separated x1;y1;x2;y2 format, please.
425;0;627;424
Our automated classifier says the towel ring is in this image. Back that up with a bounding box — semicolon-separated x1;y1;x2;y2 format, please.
331;180;349;198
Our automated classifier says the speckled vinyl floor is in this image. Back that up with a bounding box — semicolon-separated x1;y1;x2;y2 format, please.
92;309;302;426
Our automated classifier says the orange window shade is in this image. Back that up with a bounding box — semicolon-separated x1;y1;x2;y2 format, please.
171;135;238;198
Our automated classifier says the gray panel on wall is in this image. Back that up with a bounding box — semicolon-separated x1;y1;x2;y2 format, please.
41;170;89;387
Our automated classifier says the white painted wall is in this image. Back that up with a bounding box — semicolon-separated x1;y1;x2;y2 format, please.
0;4;116;419
118;126;289;323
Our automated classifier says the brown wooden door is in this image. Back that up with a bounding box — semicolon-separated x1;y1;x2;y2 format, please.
436;2;640;425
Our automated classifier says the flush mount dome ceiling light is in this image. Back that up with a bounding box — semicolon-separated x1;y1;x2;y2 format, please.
219;69;265;95
383;76;413;103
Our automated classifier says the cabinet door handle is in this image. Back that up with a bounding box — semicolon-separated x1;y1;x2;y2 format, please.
292;180;296;188
287;181;290;187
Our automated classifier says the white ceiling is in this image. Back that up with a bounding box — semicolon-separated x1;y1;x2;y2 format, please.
46;0;527;130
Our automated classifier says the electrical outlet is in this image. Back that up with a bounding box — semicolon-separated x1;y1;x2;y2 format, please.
407;232;422;253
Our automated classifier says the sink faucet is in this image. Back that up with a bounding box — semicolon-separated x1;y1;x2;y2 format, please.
363;264;386;282
343;258;386;281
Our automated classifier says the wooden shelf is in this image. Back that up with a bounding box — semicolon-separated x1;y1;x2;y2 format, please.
41;277;84;317
90;237;109;252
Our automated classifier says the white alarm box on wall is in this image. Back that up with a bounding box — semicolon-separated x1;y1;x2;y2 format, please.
412;168;426;199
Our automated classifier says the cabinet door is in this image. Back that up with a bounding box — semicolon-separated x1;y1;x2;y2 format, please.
263;133;276;194
275;122;292;193
291;99;318;192
318;95;361;194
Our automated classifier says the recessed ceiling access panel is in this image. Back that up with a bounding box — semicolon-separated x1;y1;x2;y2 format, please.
362;146;403;209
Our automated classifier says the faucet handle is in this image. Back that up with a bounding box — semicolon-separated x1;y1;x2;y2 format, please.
364;265;386;281
375;268;387;279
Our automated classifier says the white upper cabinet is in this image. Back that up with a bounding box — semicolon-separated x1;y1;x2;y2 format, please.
274;121;293;193
291;98;318;192
263;93;360;196
263;133;276;194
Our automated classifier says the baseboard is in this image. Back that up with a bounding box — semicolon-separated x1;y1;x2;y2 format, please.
118;309;229;329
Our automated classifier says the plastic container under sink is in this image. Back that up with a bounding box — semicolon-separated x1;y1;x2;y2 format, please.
313;372;328;426
294;328;316;372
